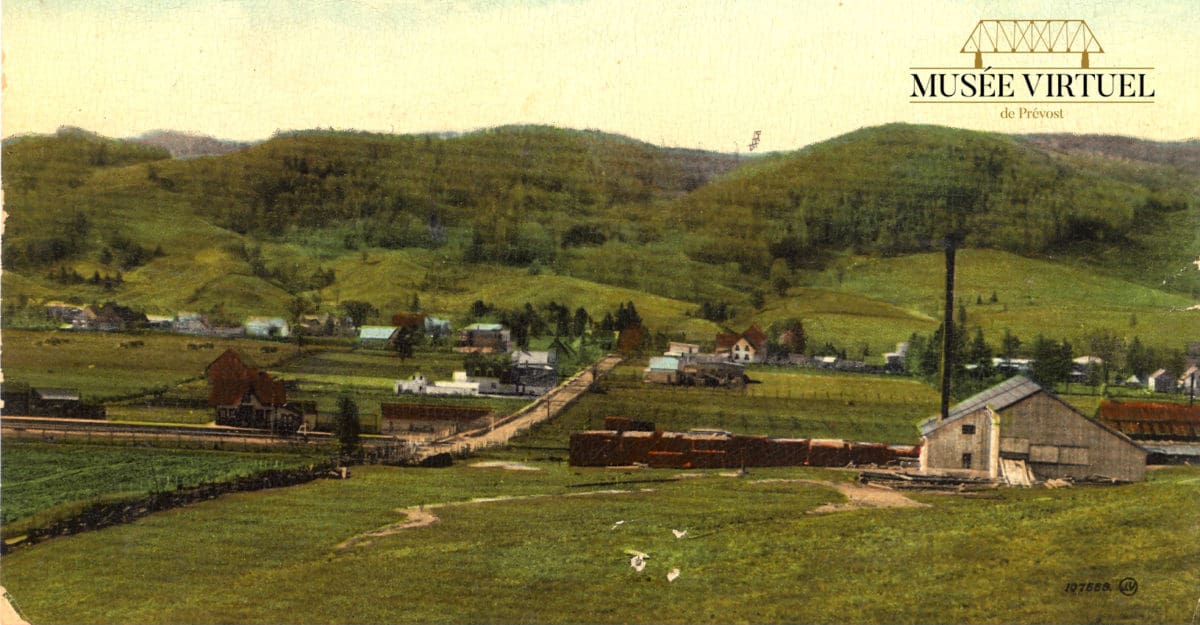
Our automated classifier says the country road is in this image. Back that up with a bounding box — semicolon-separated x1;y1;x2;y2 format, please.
414;353;623;460
1;354;624;461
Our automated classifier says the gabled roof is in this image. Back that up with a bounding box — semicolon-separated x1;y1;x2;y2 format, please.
359;326;399;340
950;375;1043;421
919;376;1042;435
742;323;767;350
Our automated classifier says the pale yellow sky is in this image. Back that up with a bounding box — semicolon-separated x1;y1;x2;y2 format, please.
3;0;1197;151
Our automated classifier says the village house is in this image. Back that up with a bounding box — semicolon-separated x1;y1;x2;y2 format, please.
1147;369;1176;393
456;323;511;353
205;349;298;432
919;376;1146;483
511;350;559;395
884;342;910;371
1071;356;1104;383
172;312;212;335
81;302;148;331
44;302;86;326
1179;366;1199;396
244;317;290;338
716;324;767;363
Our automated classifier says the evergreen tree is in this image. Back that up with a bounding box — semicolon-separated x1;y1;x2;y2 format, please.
334;395;361;457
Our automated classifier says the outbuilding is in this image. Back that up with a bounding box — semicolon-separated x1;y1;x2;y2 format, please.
919;376;1146;482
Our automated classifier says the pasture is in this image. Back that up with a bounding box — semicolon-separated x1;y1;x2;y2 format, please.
0;442;322;530
0;462;1195;624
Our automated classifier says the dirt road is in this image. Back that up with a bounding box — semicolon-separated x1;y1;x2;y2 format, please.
414;354;622;461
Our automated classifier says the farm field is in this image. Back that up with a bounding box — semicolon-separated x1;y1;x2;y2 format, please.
0;442;324;529
1;462;1195;624
0;329;299;402
505;364;943;455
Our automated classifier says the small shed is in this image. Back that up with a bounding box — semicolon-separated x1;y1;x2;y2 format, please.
919;376;1146;482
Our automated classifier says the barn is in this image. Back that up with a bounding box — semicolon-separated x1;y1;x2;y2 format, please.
919;376;1146;483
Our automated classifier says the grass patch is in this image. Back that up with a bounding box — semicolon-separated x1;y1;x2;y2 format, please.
0;442;324;527
0;464;1195;624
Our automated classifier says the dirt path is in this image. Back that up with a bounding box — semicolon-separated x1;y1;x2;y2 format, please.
751;478;928;514
0;586;31;625
336;487;653;551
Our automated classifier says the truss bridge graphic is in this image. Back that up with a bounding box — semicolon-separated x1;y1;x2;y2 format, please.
962;20;1103;69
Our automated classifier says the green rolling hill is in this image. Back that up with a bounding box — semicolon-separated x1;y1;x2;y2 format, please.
2;123;1196;356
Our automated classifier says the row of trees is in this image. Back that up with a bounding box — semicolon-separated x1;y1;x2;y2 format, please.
907;323;1190;397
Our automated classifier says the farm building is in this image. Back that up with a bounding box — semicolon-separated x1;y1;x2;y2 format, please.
172;312;211;335
244;317;290;338
380;403;493;437
919;376;1146;483
1098;400;1200;440
359;325;399;349
679;354;747;387
205;349;298;432
643;356;681;384
457;323;511;353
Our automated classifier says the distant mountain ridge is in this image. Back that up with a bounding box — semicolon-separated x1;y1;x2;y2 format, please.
128;130;250;158
1022;133;1200;176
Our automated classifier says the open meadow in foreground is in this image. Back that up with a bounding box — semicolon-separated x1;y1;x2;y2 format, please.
1;462;1196;624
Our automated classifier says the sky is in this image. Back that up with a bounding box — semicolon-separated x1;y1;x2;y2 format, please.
3;0;1198;152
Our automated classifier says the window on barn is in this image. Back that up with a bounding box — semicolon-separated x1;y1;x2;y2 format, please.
961;453;972;468
961;424;976;435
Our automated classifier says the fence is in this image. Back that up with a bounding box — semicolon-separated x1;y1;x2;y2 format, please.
1;460;340;553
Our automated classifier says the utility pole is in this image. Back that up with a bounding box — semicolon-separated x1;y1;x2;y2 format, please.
939;238;957;423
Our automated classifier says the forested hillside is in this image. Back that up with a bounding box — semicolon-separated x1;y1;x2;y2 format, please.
2;123;1195;349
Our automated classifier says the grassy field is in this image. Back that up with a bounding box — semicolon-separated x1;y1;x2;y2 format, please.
817;249;1198;351
0;442;324;529
1;462;1195;624
503;364;943;455
0;329;299;402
